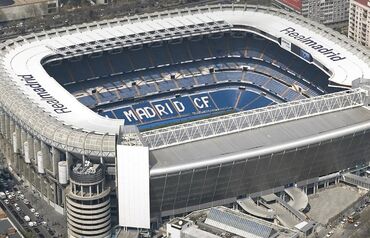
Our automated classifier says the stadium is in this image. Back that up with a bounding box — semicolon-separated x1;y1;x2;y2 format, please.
1;3;370;238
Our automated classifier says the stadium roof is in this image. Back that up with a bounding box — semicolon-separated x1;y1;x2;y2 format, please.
150;106;370;175
1;4;370;159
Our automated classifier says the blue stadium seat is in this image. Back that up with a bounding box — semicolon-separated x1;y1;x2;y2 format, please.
138;83;158;95
177;77;195;88
68;59;94;81
236;91;260;109
149;44;172;66
158;80;177;91
129;47;152;69
168;42;190;64
107;50;134;73
170;96;197;116
118;87;136;99
283;89;301;101
151;99;179;119
210;89;239;109
197;74;214;85
78;95;96;107
246;72;269;86
99;91;116;103
229;36;246;56
187;39;211;60
207;37;228;57
112;106;140;125
45;64;71;85
87;55;112;76
190;93;217;112
244;96;273;110
264;80;287;95
99;110;116;119
131;101;160;123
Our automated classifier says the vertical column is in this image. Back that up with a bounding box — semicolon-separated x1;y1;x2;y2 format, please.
52;147;61;177
33;139;41;165
40;141;49;173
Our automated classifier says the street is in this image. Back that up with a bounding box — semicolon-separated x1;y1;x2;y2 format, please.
329;204;370;238
0;187;59;238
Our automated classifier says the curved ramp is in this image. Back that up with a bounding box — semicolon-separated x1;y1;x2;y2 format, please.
285;187;308;212
237;198;275;219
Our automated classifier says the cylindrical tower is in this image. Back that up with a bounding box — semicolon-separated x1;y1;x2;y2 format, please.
66;162;111;238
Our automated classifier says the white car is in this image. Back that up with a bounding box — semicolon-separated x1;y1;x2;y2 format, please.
326;231;334;237
34;212;40;218
28;221;37;227
23;199;29;205
354;221;360;227
15;207;21;212
30;208;35;213
4;199;9;205
24;215;30;222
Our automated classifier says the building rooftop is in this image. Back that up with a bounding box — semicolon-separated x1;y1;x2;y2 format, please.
150;106;370;175
0;0;50;8
0;217;21;238
181;207;298;238
354;0;370;8
275;0;302;12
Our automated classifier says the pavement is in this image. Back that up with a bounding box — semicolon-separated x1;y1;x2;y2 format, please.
306;185;361;225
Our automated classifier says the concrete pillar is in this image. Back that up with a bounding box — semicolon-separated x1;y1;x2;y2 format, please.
33;139;41;165
0;109;5;135
52;147;61;177
57;185;62;206
20;129;27;154
5;114;11;141
41;141;50;173
15;126;21;152
27;135;34;161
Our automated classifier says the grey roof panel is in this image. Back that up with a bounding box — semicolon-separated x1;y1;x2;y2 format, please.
150;107;370;175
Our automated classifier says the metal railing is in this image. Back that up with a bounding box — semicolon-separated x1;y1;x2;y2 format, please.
142;89;367;149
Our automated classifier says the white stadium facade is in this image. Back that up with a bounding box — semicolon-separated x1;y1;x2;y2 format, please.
1;3;370;237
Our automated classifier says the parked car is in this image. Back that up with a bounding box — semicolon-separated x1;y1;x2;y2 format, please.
29;221;36;227
354;221;360;227
24;215;30;222
4;199;9;205
326;231;334;237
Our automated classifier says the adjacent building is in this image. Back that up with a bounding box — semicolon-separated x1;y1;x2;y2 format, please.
273;0;349;26
348;0;370;47
0;0;58;22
